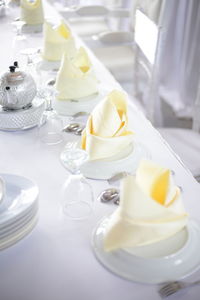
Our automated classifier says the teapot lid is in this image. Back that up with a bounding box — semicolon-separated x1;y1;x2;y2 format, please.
7;62;24;83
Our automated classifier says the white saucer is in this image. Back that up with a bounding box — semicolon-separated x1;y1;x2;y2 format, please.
53;90;104;117
92;217;200;284
0;174;39;228
80;142;150;180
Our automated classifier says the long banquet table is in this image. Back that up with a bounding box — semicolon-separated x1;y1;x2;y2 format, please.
0;2;200;300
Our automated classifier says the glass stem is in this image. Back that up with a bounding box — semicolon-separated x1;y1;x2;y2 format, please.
46;98;53;111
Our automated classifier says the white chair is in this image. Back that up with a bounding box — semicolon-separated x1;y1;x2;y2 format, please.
158;80;200;182
91;0;167;125
58;4;130;39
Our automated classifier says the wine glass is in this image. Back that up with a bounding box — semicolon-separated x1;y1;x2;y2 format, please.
20;47;41;82
60;146;94;220
38;87;64;145
11;21;28;66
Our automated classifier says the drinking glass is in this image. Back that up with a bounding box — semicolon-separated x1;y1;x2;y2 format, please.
60;146;94;220
38;88;63;145
11;21;28;65
20;47;41;82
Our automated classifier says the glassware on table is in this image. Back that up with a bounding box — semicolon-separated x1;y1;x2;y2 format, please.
38;88;64;145
11;20;28;66
20;47;41;82
60;147;94;220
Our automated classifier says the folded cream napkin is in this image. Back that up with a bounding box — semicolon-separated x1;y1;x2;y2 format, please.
104;159;188;251
81;90;134;161
0;177;4;204
42;20;76;61
20;0;44;25
55;47;98;99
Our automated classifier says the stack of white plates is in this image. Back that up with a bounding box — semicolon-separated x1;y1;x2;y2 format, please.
0;173;39;250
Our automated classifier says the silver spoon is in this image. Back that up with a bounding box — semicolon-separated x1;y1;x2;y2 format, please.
47;79;56;86
74;126;85;136
62;123;81;133
71;111;89;119
99;188;120;204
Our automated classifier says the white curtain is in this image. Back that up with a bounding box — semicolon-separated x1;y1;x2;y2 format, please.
159;0;200;119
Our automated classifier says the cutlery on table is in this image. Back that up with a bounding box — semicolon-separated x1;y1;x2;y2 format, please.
159;280;200;298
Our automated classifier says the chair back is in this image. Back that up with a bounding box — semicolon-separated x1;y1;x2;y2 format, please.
133;0;166;125
192;78;200;133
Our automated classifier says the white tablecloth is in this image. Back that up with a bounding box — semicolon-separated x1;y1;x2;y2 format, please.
0;2;200;300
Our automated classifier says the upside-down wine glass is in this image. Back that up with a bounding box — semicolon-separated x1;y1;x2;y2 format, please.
60;145;94;220
11;20;28;66
37;86;64;145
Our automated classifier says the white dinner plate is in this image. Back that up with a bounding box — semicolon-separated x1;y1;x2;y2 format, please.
53;84;108;117
0;174;39;228
22;23;43;34
60;141;150;180
80;142;150;180
92;217;200;284
0;176;4;204
36;57;60;72
0;213;38;251
0;203;38;239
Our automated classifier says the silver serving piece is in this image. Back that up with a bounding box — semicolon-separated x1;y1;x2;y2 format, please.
0;62;45;131
0;62;37;110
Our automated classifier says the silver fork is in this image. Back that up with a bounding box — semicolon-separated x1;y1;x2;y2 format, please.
159;280;200;298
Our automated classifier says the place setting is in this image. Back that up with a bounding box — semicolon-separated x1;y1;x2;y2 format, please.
18;0;44;34
60;89;151;181
91;159;200;285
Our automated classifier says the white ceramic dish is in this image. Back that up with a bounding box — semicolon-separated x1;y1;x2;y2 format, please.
22;23;43;34
0;213;38;251
53;88;106;117
0;97;45;131
0;203;38;239
92;217;200;284
0;174;39;228
36;57;60;72
60;141;150;180
0;176;4;204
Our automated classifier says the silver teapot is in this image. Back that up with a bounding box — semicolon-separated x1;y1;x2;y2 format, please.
0;62;37;110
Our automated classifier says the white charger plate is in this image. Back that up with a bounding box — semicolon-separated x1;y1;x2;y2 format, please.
92;217;200;284
0;174;39;228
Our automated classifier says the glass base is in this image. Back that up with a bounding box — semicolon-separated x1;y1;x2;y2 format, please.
62;200;93;220
40;132;63;145
60;148;89;174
